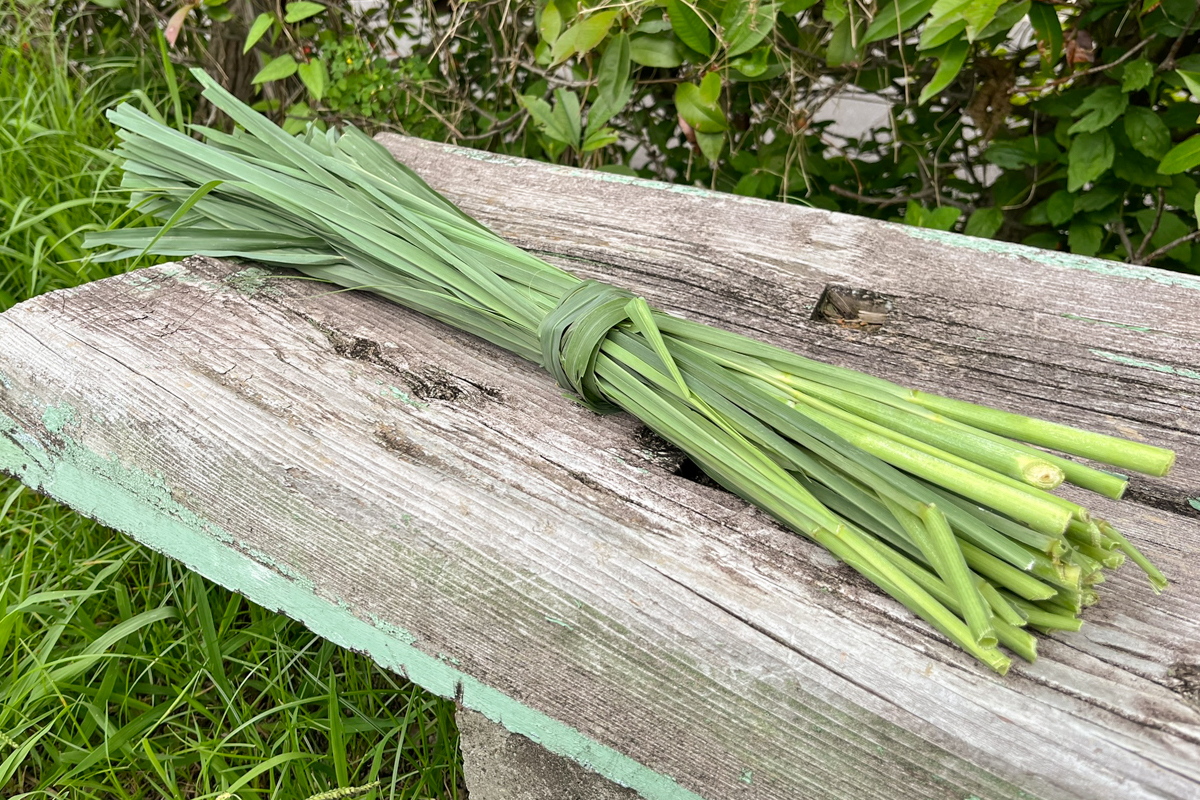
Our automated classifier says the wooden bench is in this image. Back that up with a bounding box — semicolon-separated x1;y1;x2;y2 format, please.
1;134;1198;799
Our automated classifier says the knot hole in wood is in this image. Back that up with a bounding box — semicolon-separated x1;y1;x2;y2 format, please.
812;284;893;331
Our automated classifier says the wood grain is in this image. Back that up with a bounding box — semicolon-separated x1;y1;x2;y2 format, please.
0;134;1196;799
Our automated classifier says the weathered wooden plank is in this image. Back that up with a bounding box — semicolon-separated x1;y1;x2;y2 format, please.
0;135;1196;799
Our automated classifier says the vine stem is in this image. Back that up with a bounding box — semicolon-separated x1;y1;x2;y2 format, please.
1010;36;1154;96
1139;229;1200;265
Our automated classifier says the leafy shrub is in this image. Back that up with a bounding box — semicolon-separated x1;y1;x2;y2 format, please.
59;1;1200;272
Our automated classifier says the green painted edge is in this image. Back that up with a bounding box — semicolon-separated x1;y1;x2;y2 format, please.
0;410;706;800
1089;349;1200;383
896;226;1200;292
417;138;771;204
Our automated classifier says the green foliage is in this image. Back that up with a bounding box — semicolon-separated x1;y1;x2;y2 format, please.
0;488;462;799
71;1;1199;269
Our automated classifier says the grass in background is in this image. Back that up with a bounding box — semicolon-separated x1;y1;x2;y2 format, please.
1;7;463;798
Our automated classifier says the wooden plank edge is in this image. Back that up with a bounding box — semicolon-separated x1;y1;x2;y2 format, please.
379;134;1200;295
0;408;705;800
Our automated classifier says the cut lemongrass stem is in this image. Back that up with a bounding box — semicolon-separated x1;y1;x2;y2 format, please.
978;581;1027;627
1095;520;1169;593
1066;519;1104;548
899;392;1175;477
659;317;1159;482
666;342;1049;571
917;481;1069;558
1027;550;1083;592
827;452;1041;571
880;496;996;648
798;475;1043;631
782;386;1081;517
922;504;998;648
776;374;1064;489
994;618;1039;663
1076;542;1125;570
838;528;1011;674
685;343;1081;516
1065;548;1103;575
861;528;1036;663
779;399;1073;535
1002;594;1084;631
958;539;1058;601
827;385;1132;500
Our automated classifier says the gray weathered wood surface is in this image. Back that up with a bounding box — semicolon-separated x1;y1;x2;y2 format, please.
0;134;1198;799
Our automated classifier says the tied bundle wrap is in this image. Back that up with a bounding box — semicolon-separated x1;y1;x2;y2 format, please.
538;280;644;414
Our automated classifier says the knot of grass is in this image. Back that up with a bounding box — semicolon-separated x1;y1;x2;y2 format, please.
538;280;639;413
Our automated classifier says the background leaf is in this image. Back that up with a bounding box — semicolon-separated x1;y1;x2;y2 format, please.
667;0;713;56
1124;106;1170;159
1068;86;1128;135
675;78;727;132
1120;58;1154;91
1158;135;1200;174
629;34;683;67
518;94;576;146
726;1;778;56
1027;1;1062;68
1177;70;1200;99
863;0;936;46
965;207;1004;237
963;0;1003;39
597;32;630;104
539;1;563;44
918;39;969;104
1046;189;1073;226
283;1;324;23
1068;131;1115;191
696;130;724;162
551;10;618;65
243;12;274;54
297;58;327;101
1068;221;1103;256
252;54;298;85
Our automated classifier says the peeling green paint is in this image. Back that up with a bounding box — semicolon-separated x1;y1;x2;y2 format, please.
545;165;771;204
1089;350;1200;382
384;385;427;409
155;263;223;293
224;266;281;298
897;227;1200;292
0;412;706;800
431;140;769;204
41;404;77;433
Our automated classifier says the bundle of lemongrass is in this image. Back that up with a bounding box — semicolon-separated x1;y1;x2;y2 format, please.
86;70;1174;674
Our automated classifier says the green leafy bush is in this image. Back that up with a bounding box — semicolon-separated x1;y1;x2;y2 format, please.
62;1;1200;270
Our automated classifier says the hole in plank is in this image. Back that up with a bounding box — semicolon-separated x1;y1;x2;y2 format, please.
811;284;892;330
673;457;722;490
